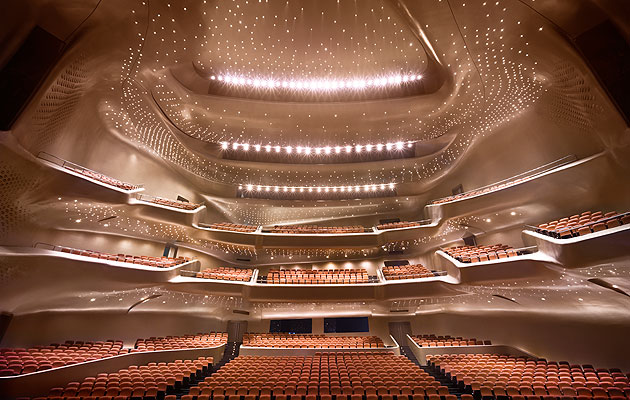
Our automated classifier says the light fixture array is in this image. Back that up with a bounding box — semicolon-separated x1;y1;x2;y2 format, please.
238;183;396;193
221;141;414;154
210;73;423;92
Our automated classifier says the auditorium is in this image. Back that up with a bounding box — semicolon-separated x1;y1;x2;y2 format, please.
0;0;629;399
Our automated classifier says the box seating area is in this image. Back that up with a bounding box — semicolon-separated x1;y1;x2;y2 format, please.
266;269;371;284
134;333;228;352
535;210;630;239
382;264;436;280
427;353;630;399
376;221;421;230
196;267;253;282
208;222;258;233
241;334;385;349
65;166;138;191
188;353;452;400
35;357;213;399
269;225;367;234
0;340;126;376
443;244;518;263
148;196;201;210
410;335;490;347
58;246;192;268
430;178;528;205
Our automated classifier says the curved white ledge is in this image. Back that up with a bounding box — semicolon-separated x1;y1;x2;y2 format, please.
167;272;462;301
523;224;630;267
193;221;440;250
127;199;206;227
405;334;535;366
0;247;197;279
436;250;560;283
0;345;224;399
130;198;206;214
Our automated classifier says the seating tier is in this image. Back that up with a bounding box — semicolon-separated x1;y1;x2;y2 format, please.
382;264;436;280
266;269;370;284
443;244;518;263
196;267;253;282
428;353;630;399
536;210;630;239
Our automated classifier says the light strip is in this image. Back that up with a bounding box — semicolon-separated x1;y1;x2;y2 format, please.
238;183;396;193
210;73;423;92
221;141;413;154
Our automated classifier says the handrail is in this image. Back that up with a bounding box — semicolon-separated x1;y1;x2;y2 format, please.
33;242;55;250
430;154;577;204
37;151;143;190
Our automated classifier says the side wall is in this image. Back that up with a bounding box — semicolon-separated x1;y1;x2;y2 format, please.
1;311;227;347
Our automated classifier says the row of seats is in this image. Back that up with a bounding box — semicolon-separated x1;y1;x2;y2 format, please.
196;267;253;282
66;165;138;191
37;357;213;399
266;269;371;284
148;196;201;211
269;225;367;234
209;222;258;232
242;334;385;348
536;210;630;239
443;244;518;263
58;246;192;268
376;221;421;230
0;340;127;376
382;264;436;280
134;333;228;352
188;353;451;398
409;334;490;347
430;177;529;205
428;353;630;399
